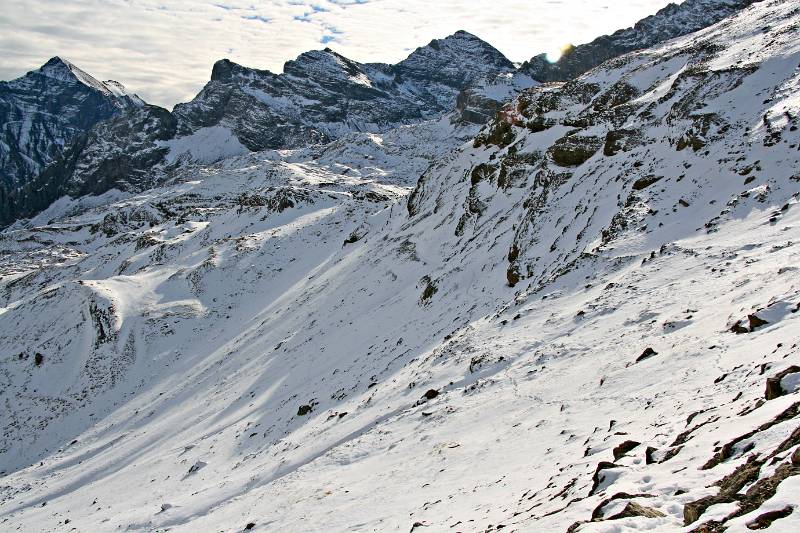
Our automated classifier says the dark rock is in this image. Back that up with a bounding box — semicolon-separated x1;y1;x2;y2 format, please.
604;129;637;156
645;447;658;465
244;523;256;530
506;267;520;288
612;440;641;461
747;314;769;330
607;502;665;520
631;175;663;191
549;135;604;167
423;389;439;400
765;366;800;400
636;348;658;362
731;322;749;334
590;461;618;495
297;404;313;416
419;277;438;304
34;353;44;367
474;119;516;149
745;506;793;530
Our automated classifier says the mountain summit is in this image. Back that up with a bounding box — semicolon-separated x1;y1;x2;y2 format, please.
0;56;143;190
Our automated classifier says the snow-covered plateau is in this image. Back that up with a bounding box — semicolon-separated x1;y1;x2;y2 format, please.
1;0;800;532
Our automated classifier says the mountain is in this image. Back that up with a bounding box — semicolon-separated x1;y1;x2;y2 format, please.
1;0;799;531
1;104;177;224
173;31;515;151
0;2;763;229
520;0;762;82
0;32;514;228
0;57;143;189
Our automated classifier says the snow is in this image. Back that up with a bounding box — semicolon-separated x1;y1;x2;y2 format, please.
162;126;248;164
0;1;799;532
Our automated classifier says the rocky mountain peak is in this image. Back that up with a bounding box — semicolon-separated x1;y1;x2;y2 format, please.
391;30;515;109
34;56;141;101
398;29;514;78
283;48;367;82
0;57;145;192
210;58;250;82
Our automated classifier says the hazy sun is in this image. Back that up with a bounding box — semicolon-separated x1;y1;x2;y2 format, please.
545;43;572;63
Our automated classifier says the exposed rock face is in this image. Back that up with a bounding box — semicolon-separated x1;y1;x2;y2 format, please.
393;30;515;109
174;31;515;151
1;105;177;225
520;0;761;82
0;57;143;189
0;32;514;227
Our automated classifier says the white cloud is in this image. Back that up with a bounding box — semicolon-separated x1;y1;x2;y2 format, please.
0;0;679;108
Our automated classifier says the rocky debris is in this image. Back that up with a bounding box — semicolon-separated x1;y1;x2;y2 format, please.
549;135;604;167
297;405;313;416
702;402;799;470
473;118;517;149
688;461;800;529
612;440;641;461
745;506;794;529
186;461;206;476
607;501;665;520
631;175;663;191
419;276;438;305
731;313;770;334
765;366;800;400
684;456;762;525
589;461;619;495
636;348;658;363
686;402;800;527
423;389;440;401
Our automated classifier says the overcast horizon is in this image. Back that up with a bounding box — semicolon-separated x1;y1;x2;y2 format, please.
1;0;680;108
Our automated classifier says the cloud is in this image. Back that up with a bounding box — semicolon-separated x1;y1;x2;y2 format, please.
0;0;680;108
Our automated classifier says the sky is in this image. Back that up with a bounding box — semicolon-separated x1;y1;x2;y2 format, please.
0;0;680;108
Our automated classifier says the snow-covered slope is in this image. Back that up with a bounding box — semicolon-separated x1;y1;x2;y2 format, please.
1;1;800;532
520;0;762;82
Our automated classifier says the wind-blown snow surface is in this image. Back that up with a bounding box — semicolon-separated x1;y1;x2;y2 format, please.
1;1;800;532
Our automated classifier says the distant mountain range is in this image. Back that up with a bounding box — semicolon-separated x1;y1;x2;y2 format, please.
0;0;761;227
